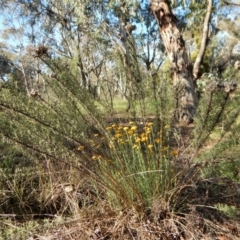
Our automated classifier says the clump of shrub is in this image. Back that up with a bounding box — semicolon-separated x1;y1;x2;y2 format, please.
76;120;179;212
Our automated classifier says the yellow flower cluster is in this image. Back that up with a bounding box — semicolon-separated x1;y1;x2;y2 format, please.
76;121;179;160
105;121;159;152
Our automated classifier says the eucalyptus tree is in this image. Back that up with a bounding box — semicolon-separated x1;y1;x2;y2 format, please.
0;0;110;98
149;0;214;123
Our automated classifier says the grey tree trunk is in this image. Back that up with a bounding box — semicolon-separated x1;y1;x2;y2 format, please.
119;5;144;114
150;0;197;124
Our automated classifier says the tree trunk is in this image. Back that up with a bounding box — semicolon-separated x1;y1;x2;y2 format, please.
150;0;197;124
119;6;144;114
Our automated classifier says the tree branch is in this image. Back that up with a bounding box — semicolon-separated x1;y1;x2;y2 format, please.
223;0;240;6
193;0;213;80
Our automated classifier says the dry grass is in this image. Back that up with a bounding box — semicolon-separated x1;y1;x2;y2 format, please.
9;205;238;240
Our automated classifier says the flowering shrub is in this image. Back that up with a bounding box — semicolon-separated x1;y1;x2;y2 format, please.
77;121;179;211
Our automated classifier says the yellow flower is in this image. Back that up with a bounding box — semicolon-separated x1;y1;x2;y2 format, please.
129;121;134;125
111;123;117;128
131;125;137;131
117;125;123;131
144;127;151;134
164;125;170;129
148;144;153;149
141;133;146;137
77;145;85;151
135;137;141;143
115;133;123;138
133;144;140;149
106;126;112;131
127;130;134;135
94;134;99;137
171;149;178;156
123;126;129;131
147;122;153;126
155;138;161;143
118;139;124;144
141;136;148;142
140;132;148;142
